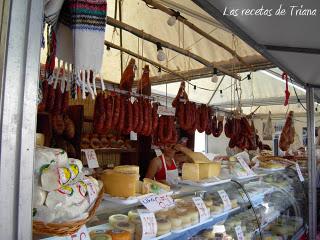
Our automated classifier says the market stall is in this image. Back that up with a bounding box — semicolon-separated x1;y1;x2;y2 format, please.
0;0;317;240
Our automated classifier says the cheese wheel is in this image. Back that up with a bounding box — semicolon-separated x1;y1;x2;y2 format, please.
106;229;131;240
210;205;223;215
114;165;139;175
189;211;199;225
109;214;129;227
204;199;213;207
156;218;171;236
113;221;135;239
167;214;182;230
231;199;238;208
129;215;141;225
128;209;139;220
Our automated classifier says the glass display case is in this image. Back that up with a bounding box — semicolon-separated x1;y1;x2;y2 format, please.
83;169;306;240
38;168;306;240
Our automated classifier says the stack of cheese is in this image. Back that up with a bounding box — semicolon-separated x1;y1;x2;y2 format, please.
179;146;221;181
101;165;170;198
33;147;102;223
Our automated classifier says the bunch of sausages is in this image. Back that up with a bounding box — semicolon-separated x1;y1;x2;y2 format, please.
279;111;295;151
93;93;159;137
38;79;69;115
176;102;224;137
224;117;262;150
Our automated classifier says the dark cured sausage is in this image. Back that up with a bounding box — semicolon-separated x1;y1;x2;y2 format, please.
212;117;224;137
105;95;114;132
135;98;144;134
117;96;125;132
38;80;48;112
152;103;159;134
132;100;139;132
61;89;69;114
53;82;63;115
46;83;55;112
122;98;133;134
112;95;121;128
93;93;105;134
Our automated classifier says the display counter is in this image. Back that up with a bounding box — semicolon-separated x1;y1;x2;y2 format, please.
75;168;306;240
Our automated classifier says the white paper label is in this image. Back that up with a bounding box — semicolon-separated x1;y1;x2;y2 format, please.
82;179;97;204
140;193;175;212
130;131;137;140
237;156;255;176
42;225;90;240
157;106;176;116
138;209;157;239
296;163;304;182
218;190;232;211
154;149;162;157
235;225;244;240
82;149;99;169
192;197;210;222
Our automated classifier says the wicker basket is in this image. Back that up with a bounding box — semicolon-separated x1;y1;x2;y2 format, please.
33;188;104;236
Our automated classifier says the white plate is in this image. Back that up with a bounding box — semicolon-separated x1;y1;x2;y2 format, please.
103;192;174;205
179;178;231;187
171;218;212;233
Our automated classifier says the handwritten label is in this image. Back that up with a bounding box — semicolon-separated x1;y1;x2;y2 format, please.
235;225;244;240
295;163;304;182
157;106;176;116
237;156;255;176
218;190;232;211
82;149;99;169
140;193;175;212
41;225;90;240
138;209;157;239
192;197;210;222
154;149;162;157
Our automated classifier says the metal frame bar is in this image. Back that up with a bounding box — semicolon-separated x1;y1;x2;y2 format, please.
191;0;320;89
264;45;320;55
0;0;43;239
307;86;317;240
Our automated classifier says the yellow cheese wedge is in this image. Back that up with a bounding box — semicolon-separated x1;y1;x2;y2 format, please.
101;170;138;198
178;146;211;163
142;178;171;193
114;165;139;174
182;162;221;181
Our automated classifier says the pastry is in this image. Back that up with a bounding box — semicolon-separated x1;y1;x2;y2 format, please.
177;212;192;228
231;199;238;208
128;209;139;220
156;218;171;236
129;215;141;225
189;210;199;225
109;214;129;227
210;204;223;215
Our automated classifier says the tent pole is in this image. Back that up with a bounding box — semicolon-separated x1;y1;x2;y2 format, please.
104;41;187;82
306;85;317;240
106;17;240;80
142;0;249;68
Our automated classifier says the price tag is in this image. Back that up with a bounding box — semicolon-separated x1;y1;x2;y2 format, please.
82;149;99;169
157;106;176;116
154;148;162;157
83;178;97;204
41;225;90;240
138;209;157;239
140;193;175;212
237;156;255;176
295;163;304;182
234;225;244;240
192;197;210;222
217;190;232;211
